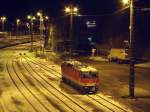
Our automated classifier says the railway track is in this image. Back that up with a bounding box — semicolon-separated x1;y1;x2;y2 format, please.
20;57;89;112
6;61;40;112
23;55;133;112
12;62;57;112
23;57;111;112
7;58;71;112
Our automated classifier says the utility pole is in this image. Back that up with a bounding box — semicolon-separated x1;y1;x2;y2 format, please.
1;16;6;31
16;19;20;40
70;5;73;57
27;15;35;52
30;19;34;51
64;5;79;58
129;0;135;98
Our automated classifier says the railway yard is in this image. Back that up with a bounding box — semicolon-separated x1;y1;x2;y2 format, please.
0;43;149;112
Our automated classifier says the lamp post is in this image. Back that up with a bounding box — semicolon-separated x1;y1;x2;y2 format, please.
65;5;79;57
50;25;55;51
27;15;36;51
37;12;44;53
1;16;6;31
16;19;20;39
37;11;49;54
123;0;135;98
44;16;49;49
26;22;30;35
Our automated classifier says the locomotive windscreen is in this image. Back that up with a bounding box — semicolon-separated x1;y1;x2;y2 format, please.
81;72;98;78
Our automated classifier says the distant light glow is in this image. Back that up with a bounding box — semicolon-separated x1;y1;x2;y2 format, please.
122;0;129;5
16;19;20;24
16;19;20;22
27;15;31;19
65;7;71;13
45;16;49;20
37;12;42;16
27;15;36;20
1;16;6;21
73;7;78;12
32;16;36;20
65;6;79;14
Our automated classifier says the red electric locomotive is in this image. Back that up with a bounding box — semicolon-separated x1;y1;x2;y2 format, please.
61;60;99;93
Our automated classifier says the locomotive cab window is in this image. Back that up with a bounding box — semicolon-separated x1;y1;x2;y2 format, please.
67;64;73;68
91;73;98;78
81;72;98;78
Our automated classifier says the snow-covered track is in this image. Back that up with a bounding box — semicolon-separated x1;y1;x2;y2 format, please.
23;56;132;112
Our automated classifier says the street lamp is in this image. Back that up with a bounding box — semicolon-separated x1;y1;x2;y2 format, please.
122;0;135;98
27;15;36;51
44;15;50;49
16;19;21;38
37;11;49;54
37;12;44;52
1;16;6;31
64;5;79;57
45;16;49;21
122;0;129;5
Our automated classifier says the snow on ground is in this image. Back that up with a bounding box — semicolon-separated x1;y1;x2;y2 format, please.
0;39;150;112
90;56;150;69
89;56;108;62
135;62;150;69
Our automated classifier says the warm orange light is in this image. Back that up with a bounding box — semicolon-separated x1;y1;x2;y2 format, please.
1;16;6;21
65;6;79;14
16;19;20;24
45;16;49;20
65;7;71;13
122;0;129;5
37;12;42;17
27;15;31;19
73;7;78;12
32;16;36;20
27;15;36;20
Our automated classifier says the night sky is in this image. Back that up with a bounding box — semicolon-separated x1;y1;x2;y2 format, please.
0;0;150;53
0;0;150;22
0;0;139;20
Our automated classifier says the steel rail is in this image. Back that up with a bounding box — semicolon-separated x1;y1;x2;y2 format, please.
12;60;51;112
25;56;131;112
6;61;39;112
22;57;89;112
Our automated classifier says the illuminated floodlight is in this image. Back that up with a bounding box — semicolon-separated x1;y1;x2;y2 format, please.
122;0;129;5
45;16;49;20
65;7;71;13
73;7;78;12
27;15;31;19
37;12;42;17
